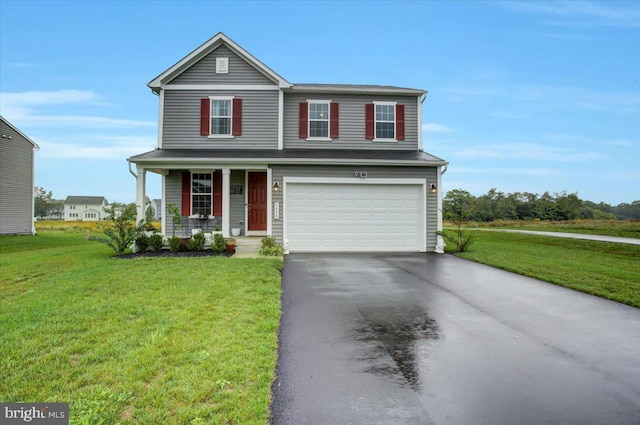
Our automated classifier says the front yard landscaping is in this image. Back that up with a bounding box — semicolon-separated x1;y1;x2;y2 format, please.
0;232;282;424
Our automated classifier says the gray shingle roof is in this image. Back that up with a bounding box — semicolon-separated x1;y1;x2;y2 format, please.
64;196;107;205
288;83;425;95
128;149;446;166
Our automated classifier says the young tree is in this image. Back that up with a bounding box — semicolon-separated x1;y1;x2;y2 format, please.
441;189;477;252
95;203;145;255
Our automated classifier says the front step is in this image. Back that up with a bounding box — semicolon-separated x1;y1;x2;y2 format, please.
233;236;262;256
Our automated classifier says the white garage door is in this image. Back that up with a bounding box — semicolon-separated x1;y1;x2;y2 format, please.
284;180;425;252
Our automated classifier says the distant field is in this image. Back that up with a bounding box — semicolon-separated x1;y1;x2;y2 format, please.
35;220;162;233
445;230;640;308
447;219;640;239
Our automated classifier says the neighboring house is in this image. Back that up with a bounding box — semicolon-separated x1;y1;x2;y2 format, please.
148;198;162;220
0;116;39;235
128;33;448;253
64;196;108;221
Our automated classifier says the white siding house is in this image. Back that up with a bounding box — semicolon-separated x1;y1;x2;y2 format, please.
64;196;109;221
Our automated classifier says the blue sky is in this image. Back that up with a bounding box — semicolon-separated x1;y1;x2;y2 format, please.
1;0;638;205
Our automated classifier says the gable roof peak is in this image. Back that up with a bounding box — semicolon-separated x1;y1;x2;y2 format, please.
147;32;291;92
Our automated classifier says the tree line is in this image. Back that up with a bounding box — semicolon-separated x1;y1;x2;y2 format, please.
444;188;640;222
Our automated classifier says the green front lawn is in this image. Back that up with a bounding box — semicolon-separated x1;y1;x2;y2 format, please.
449;231;640;308
0;233;282;424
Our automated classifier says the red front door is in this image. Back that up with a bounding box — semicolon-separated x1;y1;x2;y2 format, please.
248;172;267;231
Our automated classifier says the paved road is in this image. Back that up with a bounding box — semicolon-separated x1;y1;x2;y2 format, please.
465;228;640;245
270;254;640;425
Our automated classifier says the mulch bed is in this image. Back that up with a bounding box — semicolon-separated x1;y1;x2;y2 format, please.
117;250;234;259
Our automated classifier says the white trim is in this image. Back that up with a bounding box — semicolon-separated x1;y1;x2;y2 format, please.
282;177;427;253
157;90;164;148
222;168;231;237
278;90;284;150
306;137;333;142
132;158;447;168
135;166;146;224
288;85;425;95
417;95;423;151
161;175;167;237
148;32;291;89
267;168;273;236
373;101;397;142
307;99;331;139
162;84;280;91
207;96;234;137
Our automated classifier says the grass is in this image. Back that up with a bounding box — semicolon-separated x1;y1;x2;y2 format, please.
459;219;640;238
0;232;282;424
444;230;640;308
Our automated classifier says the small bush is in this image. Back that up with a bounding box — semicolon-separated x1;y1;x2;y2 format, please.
149;233;164;252
188;232;206;252
135;234;150;252
95;203;145;255
259;236;283;256
168;236;182;252
437;229;477;253
212;233;226;254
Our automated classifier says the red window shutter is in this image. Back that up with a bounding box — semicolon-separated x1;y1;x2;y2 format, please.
396;104;405;140
232;98;242;136
365;103;375;140
330;102;339;139
298;102;308;138
200;99;210;136
213;170;222;216
181;172;191;215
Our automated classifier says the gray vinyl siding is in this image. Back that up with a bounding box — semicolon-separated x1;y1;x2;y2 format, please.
162;90;279;149
270;165;438;251
283;93;419;150
0;120;35;235
168;45;276;86
164;171;187;237
229;170;245;233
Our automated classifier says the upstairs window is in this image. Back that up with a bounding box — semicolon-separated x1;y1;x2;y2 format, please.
200;97;242;137
309;101;329;138
365;102;405;141
299;101;339;140
211;99;231;135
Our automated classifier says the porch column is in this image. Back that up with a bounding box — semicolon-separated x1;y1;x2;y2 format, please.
222;168;230;237
135;165;146;225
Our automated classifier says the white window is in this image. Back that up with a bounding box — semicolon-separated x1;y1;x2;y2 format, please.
192;173;213;216
375;102;396;140
308;101;330;139
210;97;232;136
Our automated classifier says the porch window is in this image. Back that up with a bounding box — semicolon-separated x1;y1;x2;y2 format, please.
191;173;212;216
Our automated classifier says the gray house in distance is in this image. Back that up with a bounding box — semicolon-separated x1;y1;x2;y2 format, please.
128;33;447;253
0;116;39;235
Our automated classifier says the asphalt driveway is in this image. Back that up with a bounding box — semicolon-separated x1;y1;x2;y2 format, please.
270;253;640;425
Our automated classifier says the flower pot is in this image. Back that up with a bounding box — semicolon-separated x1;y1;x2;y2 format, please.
225;238;236;253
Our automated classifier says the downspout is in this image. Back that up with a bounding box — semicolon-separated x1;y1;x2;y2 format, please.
419;93;427;152
128;159;137;178
435;163;448;253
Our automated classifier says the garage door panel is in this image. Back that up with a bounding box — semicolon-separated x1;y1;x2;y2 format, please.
285;182;424;252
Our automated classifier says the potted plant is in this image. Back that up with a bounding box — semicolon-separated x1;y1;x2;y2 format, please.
225;238;236;253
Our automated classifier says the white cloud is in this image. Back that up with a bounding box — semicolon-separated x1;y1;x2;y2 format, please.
453;167;560;177
422;123;454;133
0;90;155;128
34;135;156;160
455;142;606;162
489;111;531;119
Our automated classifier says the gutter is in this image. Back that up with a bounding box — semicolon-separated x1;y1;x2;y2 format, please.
127;159;137;178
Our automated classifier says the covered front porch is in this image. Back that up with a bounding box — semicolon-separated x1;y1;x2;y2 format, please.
131;164;274;239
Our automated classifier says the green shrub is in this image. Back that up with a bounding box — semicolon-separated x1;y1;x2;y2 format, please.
259;236;283;256
95;203;145;255
135;234;150;252
212;233;226;254
188;232;206;252
149;233;164;252
168;236;182;252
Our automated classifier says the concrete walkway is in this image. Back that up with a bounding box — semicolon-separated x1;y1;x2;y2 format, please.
465;228;640;245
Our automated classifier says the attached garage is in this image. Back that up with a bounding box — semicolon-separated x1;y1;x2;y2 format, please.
283;177;426;252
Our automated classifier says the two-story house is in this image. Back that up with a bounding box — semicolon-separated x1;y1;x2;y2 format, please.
128;33;447;253
64;196;108;221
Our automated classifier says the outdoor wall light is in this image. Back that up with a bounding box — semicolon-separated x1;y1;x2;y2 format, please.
273;181;281;193
429;183;437;193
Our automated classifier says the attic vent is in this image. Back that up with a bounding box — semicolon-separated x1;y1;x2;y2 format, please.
216;57;229;74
